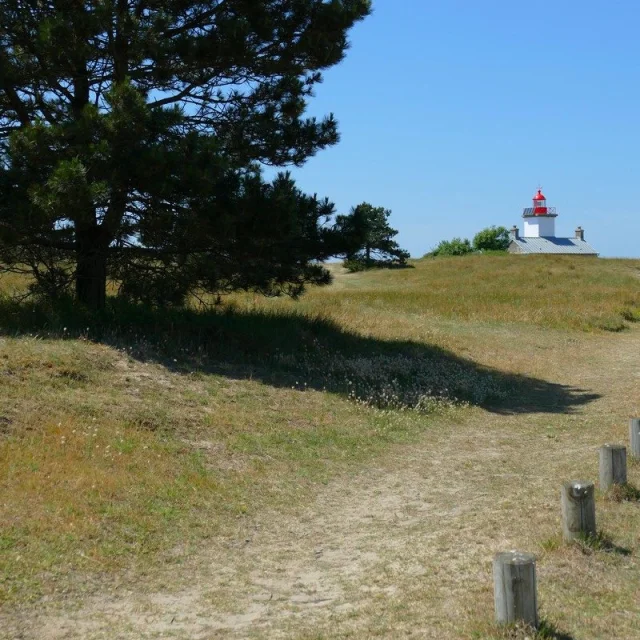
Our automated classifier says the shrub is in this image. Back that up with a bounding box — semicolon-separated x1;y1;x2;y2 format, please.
427;237;473;257
473;226;510;252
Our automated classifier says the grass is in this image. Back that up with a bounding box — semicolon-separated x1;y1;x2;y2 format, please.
473;619;576;640
606;482;640;503
293;255;640;334
1;255;639;638
0;332;422;602
573;530;632;556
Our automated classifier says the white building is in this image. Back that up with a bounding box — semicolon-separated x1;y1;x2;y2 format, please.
508;190;598;255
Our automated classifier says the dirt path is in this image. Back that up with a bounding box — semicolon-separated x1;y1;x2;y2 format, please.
6;328;640;639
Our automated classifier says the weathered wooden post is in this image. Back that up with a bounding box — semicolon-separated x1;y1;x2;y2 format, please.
599;444;627;491
561;481;596;541
630;419;640;458
493;551;538;629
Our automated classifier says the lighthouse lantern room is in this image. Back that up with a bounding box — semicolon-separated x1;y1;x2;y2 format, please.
522;189;557;238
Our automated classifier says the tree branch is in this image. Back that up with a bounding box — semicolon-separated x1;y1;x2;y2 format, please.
0;52;31;126
148;82;200;108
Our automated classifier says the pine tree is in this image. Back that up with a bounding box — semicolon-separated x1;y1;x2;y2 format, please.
0;1;370;308
335;202;409;270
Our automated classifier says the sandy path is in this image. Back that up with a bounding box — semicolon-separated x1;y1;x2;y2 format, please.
5;329;640;639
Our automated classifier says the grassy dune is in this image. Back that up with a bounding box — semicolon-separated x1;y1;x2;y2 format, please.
1;255;639;637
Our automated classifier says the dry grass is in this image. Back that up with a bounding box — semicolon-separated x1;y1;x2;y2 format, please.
0;255;639;638
257;255;640;334
606;482;640;503
0;336;412;603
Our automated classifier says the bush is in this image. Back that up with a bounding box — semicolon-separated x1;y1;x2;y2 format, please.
473;226;510;252
343;257;412;273
343;258;369;273
427;225;510;258
427;237;473;257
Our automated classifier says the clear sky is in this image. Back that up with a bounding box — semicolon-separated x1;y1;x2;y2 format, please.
283;0;640;258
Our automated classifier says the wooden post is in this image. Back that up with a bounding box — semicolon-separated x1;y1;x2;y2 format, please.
493;551;538;628
561;481;596;542
630;419;640;458
599;444;627;491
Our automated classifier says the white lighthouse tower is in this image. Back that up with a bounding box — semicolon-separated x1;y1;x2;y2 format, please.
522;189;556;237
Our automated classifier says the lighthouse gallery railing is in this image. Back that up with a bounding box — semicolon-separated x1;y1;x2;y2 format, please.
522;207;557;216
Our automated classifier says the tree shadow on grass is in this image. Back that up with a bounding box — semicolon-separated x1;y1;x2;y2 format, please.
0;297;600;415
575;531;632;556
484;619;575;640
536;619;576;640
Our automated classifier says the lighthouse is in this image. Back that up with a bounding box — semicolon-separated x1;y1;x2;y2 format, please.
508;189;598;255
522;189;557;238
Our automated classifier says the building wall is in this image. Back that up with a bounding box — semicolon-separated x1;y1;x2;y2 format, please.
523;216;555;238
507;242;522;254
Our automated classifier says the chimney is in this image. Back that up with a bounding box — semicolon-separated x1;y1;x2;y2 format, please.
510;225;519;240
575;226;585;241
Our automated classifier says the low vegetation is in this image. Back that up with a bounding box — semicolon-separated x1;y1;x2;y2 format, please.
428;236;474;256
428;225;510;256
472;225;510;252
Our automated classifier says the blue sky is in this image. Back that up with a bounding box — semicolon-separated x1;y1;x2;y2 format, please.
284;0;640;258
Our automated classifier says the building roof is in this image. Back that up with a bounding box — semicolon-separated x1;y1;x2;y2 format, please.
509;236;598;255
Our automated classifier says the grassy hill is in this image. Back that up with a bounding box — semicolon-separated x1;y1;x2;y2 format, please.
1;255;639;638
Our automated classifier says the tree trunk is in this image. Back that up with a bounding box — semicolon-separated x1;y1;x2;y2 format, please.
366;245;371;264
75;228;109;310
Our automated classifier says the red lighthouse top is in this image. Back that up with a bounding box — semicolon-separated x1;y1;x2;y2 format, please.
522;189;557;218
532;189;547;215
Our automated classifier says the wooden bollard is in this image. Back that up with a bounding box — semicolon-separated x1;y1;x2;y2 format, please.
630;419;640;458
493;551;538;628
599;444;627;491
561;481;596;541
